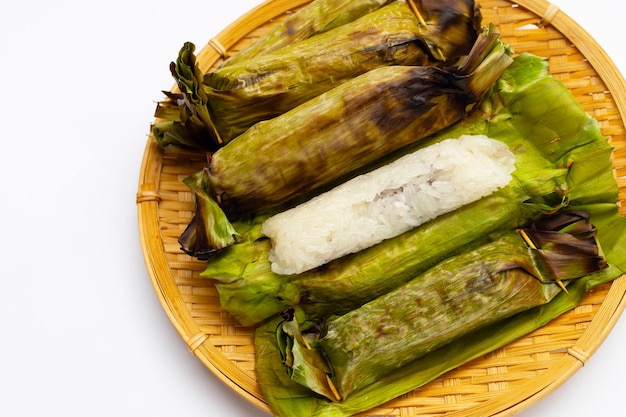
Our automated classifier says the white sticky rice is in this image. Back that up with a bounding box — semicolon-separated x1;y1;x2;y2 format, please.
262;134;516;275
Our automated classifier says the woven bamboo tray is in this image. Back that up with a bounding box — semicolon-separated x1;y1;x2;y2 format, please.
136;0;626;415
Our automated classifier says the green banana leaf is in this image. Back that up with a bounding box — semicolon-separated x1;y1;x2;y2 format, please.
253;53;626;416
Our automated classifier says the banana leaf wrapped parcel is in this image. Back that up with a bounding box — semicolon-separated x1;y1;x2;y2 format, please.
200;53;612;326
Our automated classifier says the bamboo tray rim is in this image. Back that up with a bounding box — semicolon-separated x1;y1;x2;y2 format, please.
136;0;626;415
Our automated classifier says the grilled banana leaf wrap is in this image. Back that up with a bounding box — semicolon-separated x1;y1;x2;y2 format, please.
251;54;626;417
153;0;482;148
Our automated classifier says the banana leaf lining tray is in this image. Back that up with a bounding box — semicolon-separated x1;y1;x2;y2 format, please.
136;0;626;415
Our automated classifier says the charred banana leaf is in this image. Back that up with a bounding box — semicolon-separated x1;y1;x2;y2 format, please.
278;212;607;400
201;0;481;143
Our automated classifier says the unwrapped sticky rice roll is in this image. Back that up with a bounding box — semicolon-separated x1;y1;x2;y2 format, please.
261;134;516;275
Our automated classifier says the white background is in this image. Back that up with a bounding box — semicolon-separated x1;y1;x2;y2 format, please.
0;1;624;416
